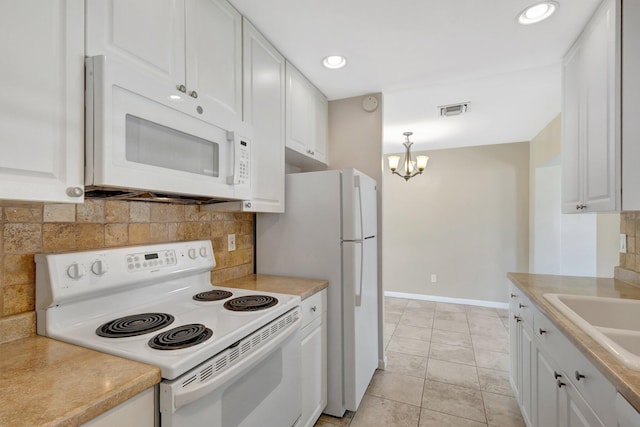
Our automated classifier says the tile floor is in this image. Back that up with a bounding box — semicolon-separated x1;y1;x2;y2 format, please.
314;296;525;427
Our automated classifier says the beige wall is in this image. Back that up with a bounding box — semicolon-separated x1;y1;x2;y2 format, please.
383;142;530;303
0;200;254;343
530;115;562;169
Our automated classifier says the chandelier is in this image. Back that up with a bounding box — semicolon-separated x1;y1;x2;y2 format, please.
387;132;429;181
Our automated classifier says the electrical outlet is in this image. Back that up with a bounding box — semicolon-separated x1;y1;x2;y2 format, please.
430;274;437;283
620;233;627;253
228;234;236;252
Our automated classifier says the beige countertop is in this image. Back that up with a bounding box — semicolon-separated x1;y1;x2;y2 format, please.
507;272;640;411
218;274;328;300
0;336;160;427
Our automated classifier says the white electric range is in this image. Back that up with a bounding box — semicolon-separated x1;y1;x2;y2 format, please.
35;240;302;427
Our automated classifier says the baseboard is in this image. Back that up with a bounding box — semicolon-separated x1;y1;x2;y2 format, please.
378;355;387;370
383;290;509;309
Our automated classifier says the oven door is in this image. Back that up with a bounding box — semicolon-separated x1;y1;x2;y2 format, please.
86;55;251;200
160;313;301;427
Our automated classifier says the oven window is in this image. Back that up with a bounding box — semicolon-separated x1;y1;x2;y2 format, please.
125;114;219;177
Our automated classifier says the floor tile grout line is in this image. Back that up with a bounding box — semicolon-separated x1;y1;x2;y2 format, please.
380;298;519;427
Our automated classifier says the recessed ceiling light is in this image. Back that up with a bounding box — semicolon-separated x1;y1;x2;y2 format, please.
518;1;558;25
322;55;347;69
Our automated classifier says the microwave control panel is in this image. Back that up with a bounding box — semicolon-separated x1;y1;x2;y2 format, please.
237;139;250;186
227;133;250;187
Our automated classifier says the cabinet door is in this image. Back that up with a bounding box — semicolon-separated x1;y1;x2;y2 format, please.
0;0;84;203
286;63;314;156
185;0;242;129
509;310;520;398
86;0;186;91
534;343;561;427
561;379;605;427
561;0;620;213
242;20;285;213
312;90;329;164
561;44;583;214
582;0;619;212
299;317;327;427
520;325;534;427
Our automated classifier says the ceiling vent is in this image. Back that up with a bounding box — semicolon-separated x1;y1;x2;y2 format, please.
439;102;469;117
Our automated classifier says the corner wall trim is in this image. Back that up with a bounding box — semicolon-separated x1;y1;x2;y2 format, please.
383;291;509;309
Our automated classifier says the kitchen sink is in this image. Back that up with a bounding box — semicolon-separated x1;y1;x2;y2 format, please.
544;293;640;371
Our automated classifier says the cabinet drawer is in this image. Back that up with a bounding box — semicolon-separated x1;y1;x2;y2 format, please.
302;289;326;327
509;284;534;327
533;306;564;352
534;306;616;425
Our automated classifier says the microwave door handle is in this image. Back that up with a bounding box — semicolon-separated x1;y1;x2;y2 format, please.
226;131;236;185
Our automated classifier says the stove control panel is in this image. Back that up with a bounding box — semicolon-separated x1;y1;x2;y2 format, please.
35;240;216;309
126;249;176;272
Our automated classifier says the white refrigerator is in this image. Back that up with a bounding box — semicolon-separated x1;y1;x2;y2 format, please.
256;168;379;417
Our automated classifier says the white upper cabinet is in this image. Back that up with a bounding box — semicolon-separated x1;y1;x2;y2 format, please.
241;20;286;212
86;0;242;130
621;0;640;210
86;0;185;90
558;0;640;212
286;62;329;168
0;0;85;203
562;0;620;213
211;18;286;213
185;0;242;127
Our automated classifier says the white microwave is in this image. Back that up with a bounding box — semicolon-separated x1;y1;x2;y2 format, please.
85;56;251;202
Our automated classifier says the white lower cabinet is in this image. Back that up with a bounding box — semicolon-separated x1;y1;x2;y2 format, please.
82;387;155;427
616;393;640;426
509;285;534;426
509;282;618;427
296;289;327;427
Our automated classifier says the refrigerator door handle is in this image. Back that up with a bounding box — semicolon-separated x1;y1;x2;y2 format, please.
355;175;364;241
355;241;364;307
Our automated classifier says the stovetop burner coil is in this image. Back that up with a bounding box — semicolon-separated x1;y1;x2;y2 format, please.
96;313;174;338
223;295;278;312
148;323;213;350
192;289;233;301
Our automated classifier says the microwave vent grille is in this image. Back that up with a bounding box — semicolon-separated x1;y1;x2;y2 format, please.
84;187;228;205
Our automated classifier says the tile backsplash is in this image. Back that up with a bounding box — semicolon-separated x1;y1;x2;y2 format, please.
620;211;640;273
0;200;254;342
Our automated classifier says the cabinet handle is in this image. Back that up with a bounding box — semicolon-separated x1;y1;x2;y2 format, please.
244;202;252;209
189;90;198;99
311;306;317;312
575;371;585;381
554;371;562;379
307;149;315;156
66;187;83;197
539;328;547;335
514;315;521;322
176;84;186;93
576;204;587;210
556;379;566;388
510;293;517;298
519;303;526;308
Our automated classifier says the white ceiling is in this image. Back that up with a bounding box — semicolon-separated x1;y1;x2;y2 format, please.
228;0;602;153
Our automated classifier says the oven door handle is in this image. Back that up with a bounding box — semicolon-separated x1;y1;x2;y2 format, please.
160;316;301;413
